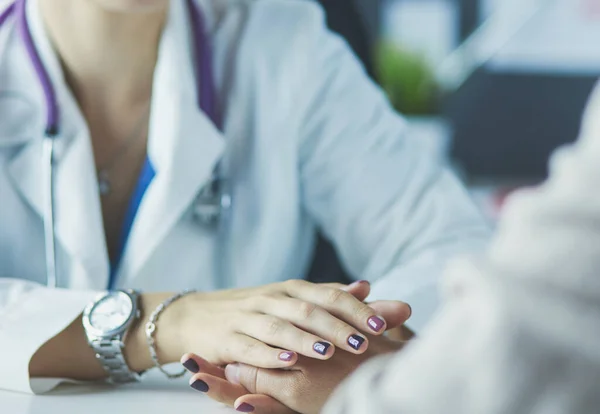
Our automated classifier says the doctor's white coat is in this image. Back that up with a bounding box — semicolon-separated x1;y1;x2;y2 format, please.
0;0;489;393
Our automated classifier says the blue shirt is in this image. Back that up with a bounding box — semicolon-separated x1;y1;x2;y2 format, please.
108;157;156;290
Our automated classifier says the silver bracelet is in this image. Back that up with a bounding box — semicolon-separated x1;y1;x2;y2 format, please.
145;289;197;379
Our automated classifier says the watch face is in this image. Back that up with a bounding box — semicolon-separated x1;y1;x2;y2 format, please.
89;292;133;332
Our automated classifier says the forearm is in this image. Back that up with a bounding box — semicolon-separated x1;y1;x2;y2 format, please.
29;292;180;380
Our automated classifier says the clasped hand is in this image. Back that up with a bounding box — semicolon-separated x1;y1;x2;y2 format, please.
178;280;411;413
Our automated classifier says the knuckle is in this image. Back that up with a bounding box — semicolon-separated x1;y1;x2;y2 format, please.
355;303;373;320
297;301;318;320
248;295;277;311
282;279;296;289
285;279;307;290
325;288;345;305
264;316;283;337
210;384;227;402
243;295;262;310
301;332;316;352
332;321;350;342
254;295;271;309
246;366;260;394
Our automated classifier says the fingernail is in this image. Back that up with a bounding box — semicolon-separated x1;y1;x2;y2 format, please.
279;351;295;362
236;402;255;412
182;359;199;373
313;341;331;355
347;334;366;351
349;280;369;288
225;364;240;385
190;379;209;392
407;303;413;318
367;316;386;332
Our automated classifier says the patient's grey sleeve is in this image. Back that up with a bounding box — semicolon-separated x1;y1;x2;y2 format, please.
323;83;600;414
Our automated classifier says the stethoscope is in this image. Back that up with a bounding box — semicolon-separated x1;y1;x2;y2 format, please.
0;0;230;289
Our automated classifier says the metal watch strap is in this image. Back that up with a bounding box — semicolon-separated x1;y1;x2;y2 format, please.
91;337;141;384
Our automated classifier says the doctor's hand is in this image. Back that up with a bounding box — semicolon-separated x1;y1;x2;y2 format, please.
164;280;411;370
180;298;408;414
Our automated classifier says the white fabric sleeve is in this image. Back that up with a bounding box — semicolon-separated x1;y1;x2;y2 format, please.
296;4;490;332
0;278;96;394
323;84;600;414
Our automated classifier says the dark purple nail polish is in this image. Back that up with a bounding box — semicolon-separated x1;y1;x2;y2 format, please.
279;351;294;362
182;359;199;373
347;334;366;351
190;379;209;392
313;341;331;355
236;402;255;412
367;316;385;332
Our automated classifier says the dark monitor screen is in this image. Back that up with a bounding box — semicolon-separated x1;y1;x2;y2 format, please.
449;0;599;179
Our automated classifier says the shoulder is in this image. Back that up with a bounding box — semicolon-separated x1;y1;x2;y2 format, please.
202;0;326;26
200;0;350;92
201;0;329;52
241;0;326;30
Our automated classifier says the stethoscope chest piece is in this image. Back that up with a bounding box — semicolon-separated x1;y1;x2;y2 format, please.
193;172;232;226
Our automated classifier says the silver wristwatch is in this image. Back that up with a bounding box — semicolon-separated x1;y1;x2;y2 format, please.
82;289;142;384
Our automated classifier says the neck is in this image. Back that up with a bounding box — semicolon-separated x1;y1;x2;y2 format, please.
39;0;168;110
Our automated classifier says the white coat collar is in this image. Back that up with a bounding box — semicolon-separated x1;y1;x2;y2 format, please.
120;0;226;284
5;0;225;289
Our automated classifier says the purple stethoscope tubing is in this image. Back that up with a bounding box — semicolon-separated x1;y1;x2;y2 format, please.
0;0;223;288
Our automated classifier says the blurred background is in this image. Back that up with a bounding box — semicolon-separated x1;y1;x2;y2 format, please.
314;0;600;223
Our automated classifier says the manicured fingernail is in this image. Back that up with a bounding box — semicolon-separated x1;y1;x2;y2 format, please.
313;341;331;355
236;402;255;412
190;379;209;392
347;334;366;351
279;351;295;362
349;280;370;288
367;316;386;332
407;303;413;318
182;359;199;373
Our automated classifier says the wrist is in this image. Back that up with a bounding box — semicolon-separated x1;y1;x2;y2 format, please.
124;292;179;371
150;291;198;364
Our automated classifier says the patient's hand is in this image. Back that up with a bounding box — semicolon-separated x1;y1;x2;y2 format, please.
181;293;409;414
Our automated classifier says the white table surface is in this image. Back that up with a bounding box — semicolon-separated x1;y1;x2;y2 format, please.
0;371;235;414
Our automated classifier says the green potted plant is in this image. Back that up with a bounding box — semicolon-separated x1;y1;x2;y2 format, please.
375;41;441;115
374;41;450;158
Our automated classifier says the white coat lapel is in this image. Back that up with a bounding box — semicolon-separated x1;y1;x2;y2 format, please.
5;0;109;290
7;130;110;290
118;0;225;284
